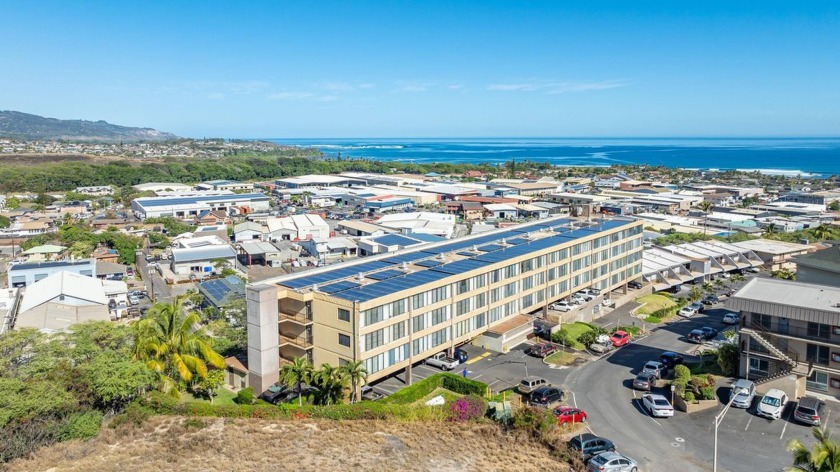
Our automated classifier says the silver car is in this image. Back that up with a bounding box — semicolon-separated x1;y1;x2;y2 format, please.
587;451;638;472
731;379;756;408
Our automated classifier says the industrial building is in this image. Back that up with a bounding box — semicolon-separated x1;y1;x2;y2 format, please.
245;216;645;393
131;193;271;219
7;259;96;288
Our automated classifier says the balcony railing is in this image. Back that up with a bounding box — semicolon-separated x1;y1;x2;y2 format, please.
280;333;313;348
279;311;313;324
750;321;834;345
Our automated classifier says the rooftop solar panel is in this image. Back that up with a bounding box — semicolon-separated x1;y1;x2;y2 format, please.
383;252;436;264
506;238;528;245
430;259;488;275
414;260;443;268
365;269;405;281
278;260;395;289
478;244;504;252
333;270;443;302
318;281;361;294
371;234;422;247
457;251;476;257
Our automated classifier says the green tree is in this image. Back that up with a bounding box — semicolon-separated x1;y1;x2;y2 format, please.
280;357;314;406
5;196;20;209
189;369;225;403
772;267;797;281
339;360;368;404
812;224;835;241
20;234;55;251
132;297;225;397
69;241;94;259
0;215;9;229
690;286;703;302
33;193;54;206
312;364;348;406
830;201;840;212
79;354;156;412
697;200;713;235
787;427;840;472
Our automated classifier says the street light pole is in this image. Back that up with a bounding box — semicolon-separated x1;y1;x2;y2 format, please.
713;390;739;472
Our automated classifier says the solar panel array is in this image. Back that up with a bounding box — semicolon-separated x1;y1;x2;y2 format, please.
372;234;422;247
276;217;632;302
137;193;269;208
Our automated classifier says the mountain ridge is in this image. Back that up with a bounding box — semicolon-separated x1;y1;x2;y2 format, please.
0;110;180;142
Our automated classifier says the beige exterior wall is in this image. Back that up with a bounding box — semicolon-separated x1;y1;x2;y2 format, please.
254;219;644;385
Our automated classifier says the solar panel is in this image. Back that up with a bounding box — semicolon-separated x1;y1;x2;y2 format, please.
478;244;504;252
366;269;405;281
333;270;443;302
430;259;487;275
506;238;528;245
457;251;476;257
414;260;443;268
319;281;361;294
383;252;436;264
372;234;421;247
278;260;395;289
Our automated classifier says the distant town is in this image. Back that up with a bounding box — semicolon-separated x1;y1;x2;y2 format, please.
3;144;840;470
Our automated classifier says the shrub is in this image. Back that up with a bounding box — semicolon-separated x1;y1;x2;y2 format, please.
577;326;607;346
672;379;687;397
551;328;576;347
449;394;487;422
58;411;103;440
684;392;696;403
699;386;717;401
643;315;662;324
615;325;641;336
512;406;556;438
109;403;151;429
382;375;443;404
234;387;255;405
441;373;487;397
673;365;691;382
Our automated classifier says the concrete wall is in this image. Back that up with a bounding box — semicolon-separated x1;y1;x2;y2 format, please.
247;284;279;394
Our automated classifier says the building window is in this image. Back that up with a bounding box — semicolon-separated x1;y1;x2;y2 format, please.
338;334;351;347
808;322;832;340
364;329;385;351
807;371;829;393
338;309;350;322
807;344;830;366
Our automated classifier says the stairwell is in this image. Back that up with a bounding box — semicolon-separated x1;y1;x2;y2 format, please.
742;324;813;384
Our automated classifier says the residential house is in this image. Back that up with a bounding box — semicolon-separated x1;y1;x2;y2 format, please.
265;214;331;242
238;241;286;267
20;244;66;262
300;237;358;260
233;221;266;242
7;259;96;288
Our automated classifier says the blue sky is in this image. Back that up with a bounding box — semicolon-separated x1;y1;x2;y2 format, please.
1;1;838;138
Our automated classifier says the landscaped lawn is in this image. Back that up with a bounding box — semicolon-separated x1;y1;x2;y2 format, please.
544;350;577;366
182;387;238;406
415;387;461;406
635;294;676;315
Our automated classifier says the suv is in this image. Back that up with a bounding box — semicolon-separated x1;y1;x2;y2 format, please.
757;389;788;420
702;294;720;305
659;352;684;371
569;433;616;462
527;343;558;358
530;386;565;407
730;379;756;408
519;376;551;395
794;396;827;426
642;361;666;379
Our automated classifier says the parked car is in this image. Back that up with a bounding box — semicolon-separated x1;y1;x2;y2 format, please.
425;352;459;370
730;379;756;408
534;321;551;340
553;406;587;424
659;352;684;371
794;396;827;426
587;451;638;472
757;389;789;420
519;376;551;395
569;433;616;462
128;295;140;306
610;330;630;347
642;393;675;417
687;329;705;343
551;301;575;312
259;383;290;404
633;372;656;391
527;343;558;358
747;266;761;273
702;295;720;305
589;334;615;354
678;306;697;318
577;289;597;301
570;293;586;305
642;361;666;379
722;312;741;325
628;280;643;289
529;386;565;407
700;327;719;340
690;301;705;313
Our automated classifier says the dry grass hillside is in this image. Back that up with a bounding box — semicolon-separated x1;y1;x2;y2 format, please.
11;416;570;472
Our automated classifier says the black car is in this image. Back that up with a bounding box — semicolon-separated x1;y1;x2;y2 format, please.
533;322;551;341
454;348;469;363
529;386;565;406
702;295;720;305
569;433;616;462
659;351;684;371
700;327;718;340
258;383;290;404
628;281;643;289
687;329;706;343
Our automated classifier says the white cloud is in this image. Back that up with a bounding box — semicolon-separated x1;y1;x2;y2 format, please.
268;91;316;100
487;79;628;94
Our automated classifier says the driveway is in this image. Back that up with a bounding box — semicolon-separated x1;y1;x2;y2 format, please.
564;307;825;472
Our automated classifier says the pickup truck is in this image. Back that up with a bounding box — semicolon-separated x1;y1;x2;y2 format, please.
425;352;460;371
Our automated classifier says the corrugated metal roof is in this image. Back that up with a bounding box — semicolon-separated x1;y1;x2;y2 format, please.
171;245;236;263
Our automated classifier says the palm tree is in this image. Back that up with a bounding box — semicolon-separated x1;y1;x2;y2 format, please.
690;286;703;302
312;364;348;405
340;360;368;404
132;297;225;396
280;357;314;406
812;224;834;241
787;427;840;472
697;200;713;235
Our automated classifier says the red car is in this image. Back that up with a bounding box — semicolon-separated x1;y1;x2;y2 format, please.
553;406;587;424
610;330;630;347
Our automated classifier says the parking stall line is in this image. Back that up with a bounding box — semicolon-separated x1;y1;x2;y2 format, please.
781;407;794;440
464;353;490;365
744;416;753;431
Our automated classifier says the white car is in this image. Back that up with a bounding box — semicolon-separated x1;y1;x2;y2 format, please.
570;293;586;305
576;291;596;302
641;393;674;417
550;301;575;312
757;389;788;420
721;272;731;279
678;306;696;318
722;312;740;325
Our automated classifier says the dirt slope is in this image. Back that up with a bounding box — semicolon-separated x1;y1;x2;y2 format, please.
11;416;569;472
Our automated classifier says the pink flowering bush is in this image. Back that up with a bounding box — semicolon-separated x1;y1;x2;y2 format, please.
449;394;487;422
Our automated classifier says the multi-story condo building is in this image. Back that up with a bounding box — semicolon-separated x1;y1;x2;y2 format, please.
246;216;644;393
728;277;840;398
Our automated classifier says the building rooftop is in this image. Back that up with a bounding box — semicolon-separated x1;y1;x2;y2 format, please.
271;216;635;303
171;245;236;263
134;193;269;208
795;245;840;273
9;259;94;272
732;238;813;255
729;277;840;316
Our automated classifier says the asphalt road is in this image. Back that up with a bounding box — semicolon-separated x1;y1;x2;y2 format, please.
564;306;820;472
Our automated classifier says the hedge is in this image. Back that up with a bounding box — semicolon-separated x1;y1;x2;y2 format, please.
382;373;487;405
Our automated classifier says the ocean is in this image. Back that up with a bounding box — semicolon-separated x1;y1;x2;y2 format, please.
267;138;840;177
